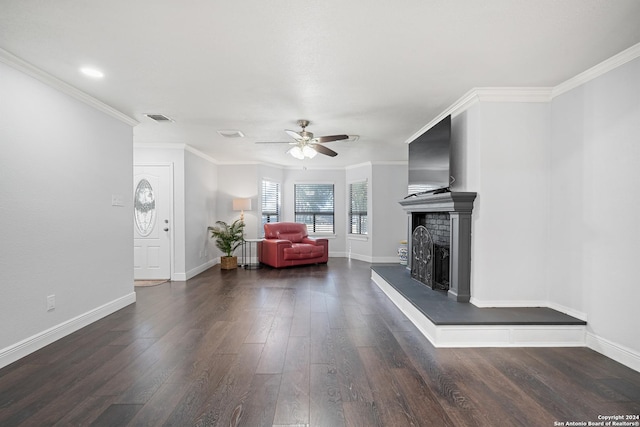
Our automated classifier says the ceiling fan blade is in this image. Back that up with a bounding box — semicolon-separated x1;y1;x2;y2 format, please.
314;134;349;143
255;141;294;144
313;144;338;157
285;129;303;140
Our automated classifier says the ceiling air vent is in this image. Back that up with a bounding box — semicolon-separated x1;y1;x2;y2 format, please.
144;114;174;123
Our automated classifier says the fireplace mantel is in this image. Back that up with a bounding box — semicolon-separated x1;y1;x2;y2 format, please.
399;191;477;302
399;191;477;213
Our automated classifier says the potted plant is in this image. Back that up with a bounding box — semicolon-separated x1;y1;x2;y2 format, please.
208;219;245;270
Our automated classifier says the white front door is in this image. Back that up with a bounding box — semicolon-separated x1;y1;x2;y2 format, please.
133;165;172;280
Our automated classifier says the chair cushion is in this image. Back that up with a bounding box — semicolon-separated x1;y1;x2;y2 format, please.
283;243;324;260
277;232;305;243
264;222;308;242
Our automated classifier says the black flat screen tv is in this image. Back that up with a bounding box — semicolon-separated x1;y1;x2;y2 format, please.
407;115;451;196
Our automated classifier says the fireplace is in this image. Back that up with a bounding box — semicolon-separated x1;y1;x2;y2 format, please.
399;192;476;302
411;212;450;291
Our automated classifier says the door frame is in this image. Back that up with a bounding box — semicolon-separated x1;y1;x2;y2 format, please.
134;162;175;280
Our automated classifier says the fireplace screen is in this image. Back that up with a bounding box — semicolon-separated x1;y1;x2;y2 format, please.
411;224;450;291
411;225;434;287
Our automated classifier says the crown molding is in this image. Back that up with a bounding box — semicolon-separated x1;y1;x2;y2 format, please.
474;87;553;103
406;87;554;144
345;161;372;170
0;48;138;127
411;42;640;143
133;142;186;150
184;145;220;165
553;41;640;98
133;142;221;165
371;160;407;166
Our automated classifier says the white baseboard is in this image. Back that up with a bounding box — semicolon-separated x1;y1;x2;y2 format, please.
0;292;136;369
372;257;403;263
587;332;640;373
547;302;588;322
347;253;372;262
172;272;187;281
185;259;217;280
329;251;347;258
372;271;585;348
346;254;402;263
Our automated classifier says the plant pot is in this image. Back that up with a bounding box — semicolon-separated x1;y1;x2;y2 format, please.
220;256;238;270
398;241;408;265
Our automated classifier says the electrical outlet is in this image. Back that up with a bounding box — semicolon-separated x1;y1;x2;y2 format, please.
46;295;55;311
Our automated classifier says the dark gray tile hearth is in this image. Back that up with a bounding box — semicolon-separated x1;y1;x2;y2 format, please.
372;264;586;326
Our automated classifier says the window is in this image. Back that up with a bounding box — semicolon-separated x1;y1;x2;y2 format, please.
349;181;368;234
294;183;334;233
261;180;280;229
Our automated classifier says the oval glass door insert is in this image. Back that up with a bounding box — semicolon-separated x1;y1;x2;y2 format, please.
134;178;156;236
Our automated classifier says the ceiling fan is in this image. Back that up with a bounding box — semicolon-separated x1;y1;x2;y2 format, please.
257;120;351;159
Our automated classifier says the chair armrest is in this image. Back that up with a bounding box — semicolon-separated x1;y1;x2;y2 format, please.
260;238;292;267
302;237;328;255
301;237;326;245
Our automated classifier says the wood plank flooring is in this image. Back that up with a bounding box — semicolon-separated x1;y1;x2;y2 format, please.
1;258;639;426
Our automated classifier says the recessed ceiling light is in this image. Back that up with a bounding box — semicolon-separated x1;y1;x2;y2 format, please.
79;67;104;78
217;130;245;138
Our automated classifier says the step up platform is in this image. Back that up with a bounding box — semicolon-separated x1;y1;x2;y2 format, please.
372;265;586;348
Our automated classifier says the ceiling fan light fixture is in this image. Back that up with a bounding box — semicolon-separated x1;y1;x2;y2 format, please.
302;145;317;158
289;146;305;159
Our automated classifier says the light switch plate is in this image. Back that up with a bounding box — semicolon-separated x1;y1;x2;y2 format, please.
111;194;124;207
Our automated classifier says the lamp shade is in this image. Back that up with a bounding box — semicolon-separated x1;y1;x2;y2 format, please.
233;198;252;211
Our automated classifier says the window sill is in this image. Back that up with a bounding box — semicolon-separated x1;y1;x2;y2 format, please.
309;234;337;239
348;234;369;241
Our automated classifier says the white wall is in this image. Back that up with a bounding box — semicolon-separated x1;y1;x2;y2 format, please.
216;164;260;240
0;61;135;368
455;102;552;305
549;57;640;360
446;54;640;369
184;150;218;277
372;163;408;262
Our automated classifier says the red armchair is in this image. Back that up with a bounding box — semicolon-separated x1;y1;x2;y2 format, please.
259;222;328;268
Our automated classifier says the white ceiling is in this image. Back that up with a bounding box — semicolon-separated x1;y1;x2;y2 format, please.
2;1;640;168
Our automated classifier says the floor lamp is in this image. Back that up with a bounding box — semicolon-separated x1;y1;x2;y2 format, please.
232;198;252;223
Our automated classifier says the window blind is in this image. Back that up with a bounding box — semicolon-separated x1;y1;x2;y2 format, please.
294;183;334;233
261;180;280;228
349;181;368;234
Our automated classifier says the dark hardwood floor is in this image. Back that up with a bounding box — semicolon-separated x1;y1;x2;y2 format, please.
1;259;639;426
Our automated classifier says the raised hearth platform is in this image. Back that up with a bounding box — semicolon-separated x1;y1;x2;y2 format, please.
372;265;586;348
